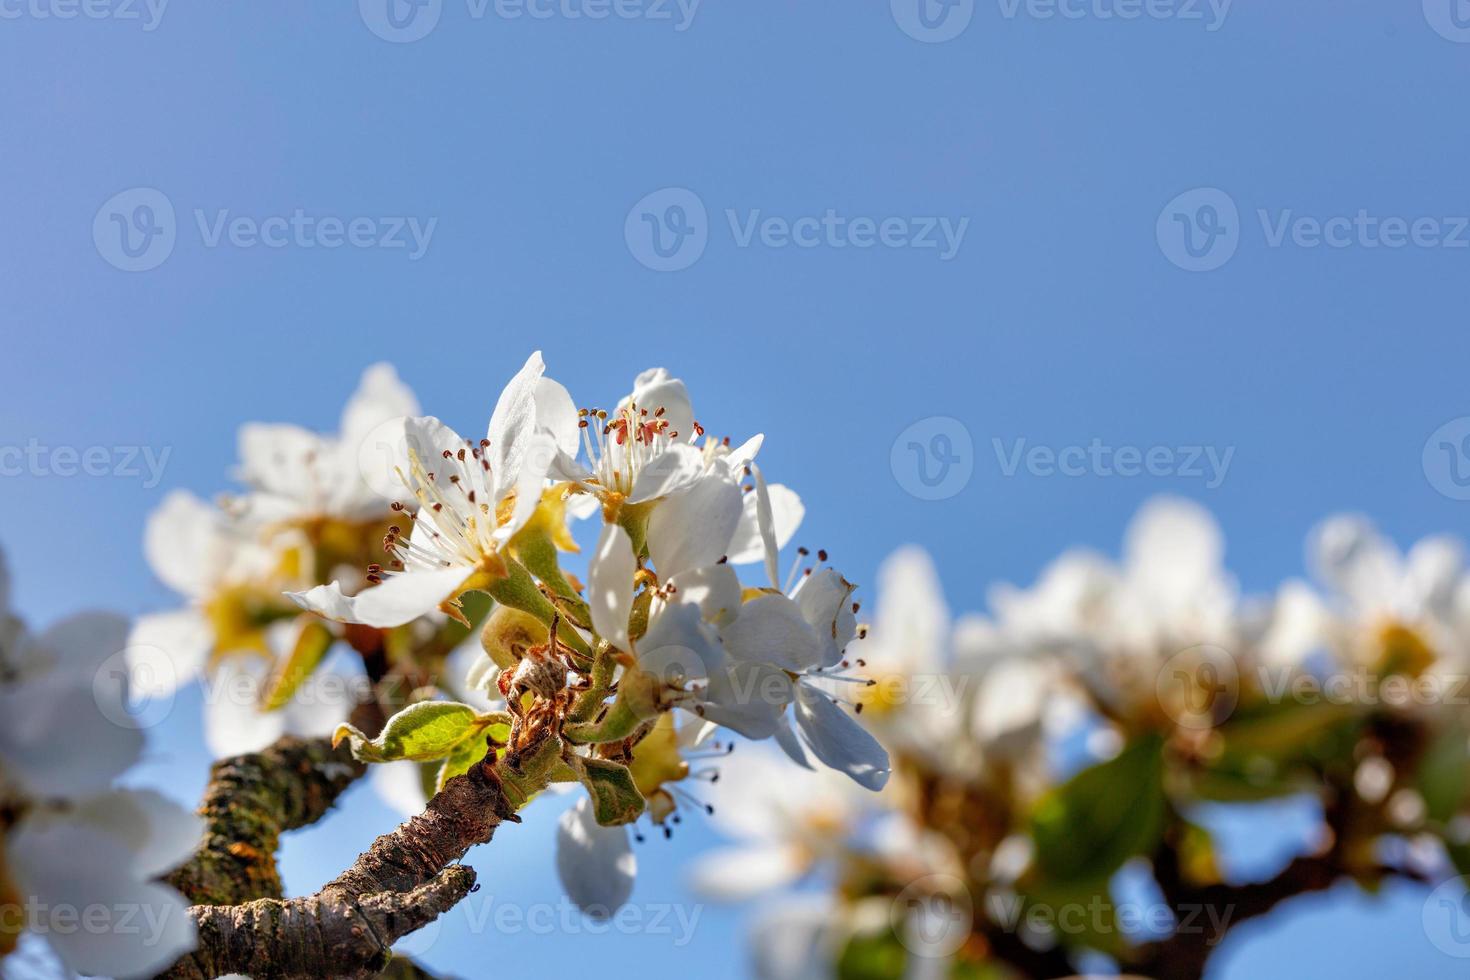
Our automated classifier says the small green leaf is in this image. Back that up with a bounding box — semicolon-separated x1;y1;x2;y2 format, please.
578;758;646;826
436;735;493;791
333;701;480;763
835;928;906;980
263;620;334;711
1418;723;1470;824
1030;735;1166;885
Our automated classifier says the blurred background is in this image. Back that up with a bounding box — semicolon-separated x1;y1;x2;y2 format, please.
2;1;1468;976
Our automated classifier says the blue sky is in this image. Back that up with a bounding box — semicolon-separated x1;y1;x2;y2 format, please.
3;1;1469;977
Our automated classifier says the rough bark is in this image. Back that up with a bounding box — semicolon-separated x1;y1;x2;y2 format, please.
156;754;520;980
166;736;366;906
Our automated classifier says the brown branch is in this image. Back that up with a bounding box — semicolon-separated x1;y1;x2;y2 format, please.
155;735;551;980
166;736;366;905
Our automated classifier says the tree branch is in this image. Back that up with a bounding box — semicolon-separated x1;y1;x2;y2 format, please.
166;736;366;906
157;745;526;979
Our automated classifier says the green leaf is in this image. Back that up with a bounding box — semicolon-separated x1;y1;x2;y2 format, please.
1219;700;1359;755
578;757;646;826
1013;880;1126;958
262;620;334;711
1030;735;1166;885
333;701;480;763
1418;724;1470;824
836;928;907;980
437;735;494;791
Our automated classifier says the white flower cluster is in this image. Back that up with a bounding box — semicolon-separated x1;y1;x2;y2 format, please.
0;546;202;978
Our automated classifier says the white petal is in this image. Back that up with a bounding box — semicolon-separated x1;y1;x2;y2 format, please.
203;658;286;757
555;797;635;918
235;422;325;502
1310;513;1402;612
624;367;693;444
0;674;143;799
1258;579;1326;670
33;611;129;677
688;844;804;901
487;351;549;501
6;820;196;979
143;491;230;599
972;659;1050;750
750;464;781;588
794;684;890;790
627;443;706;504
288;565;469;629
723;433;764;470
493;430;559;544
726;481;804;568
794;569;857;669
1124;495;1226;606
770;713;812;769
646;472;743;579
339;362;421;448
534;375;582;459
126;610;210;697
640;601;723;683
71;789;205;878
589;524;636;650
722;594;822;672
667;564;742;627
699;660;793;740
